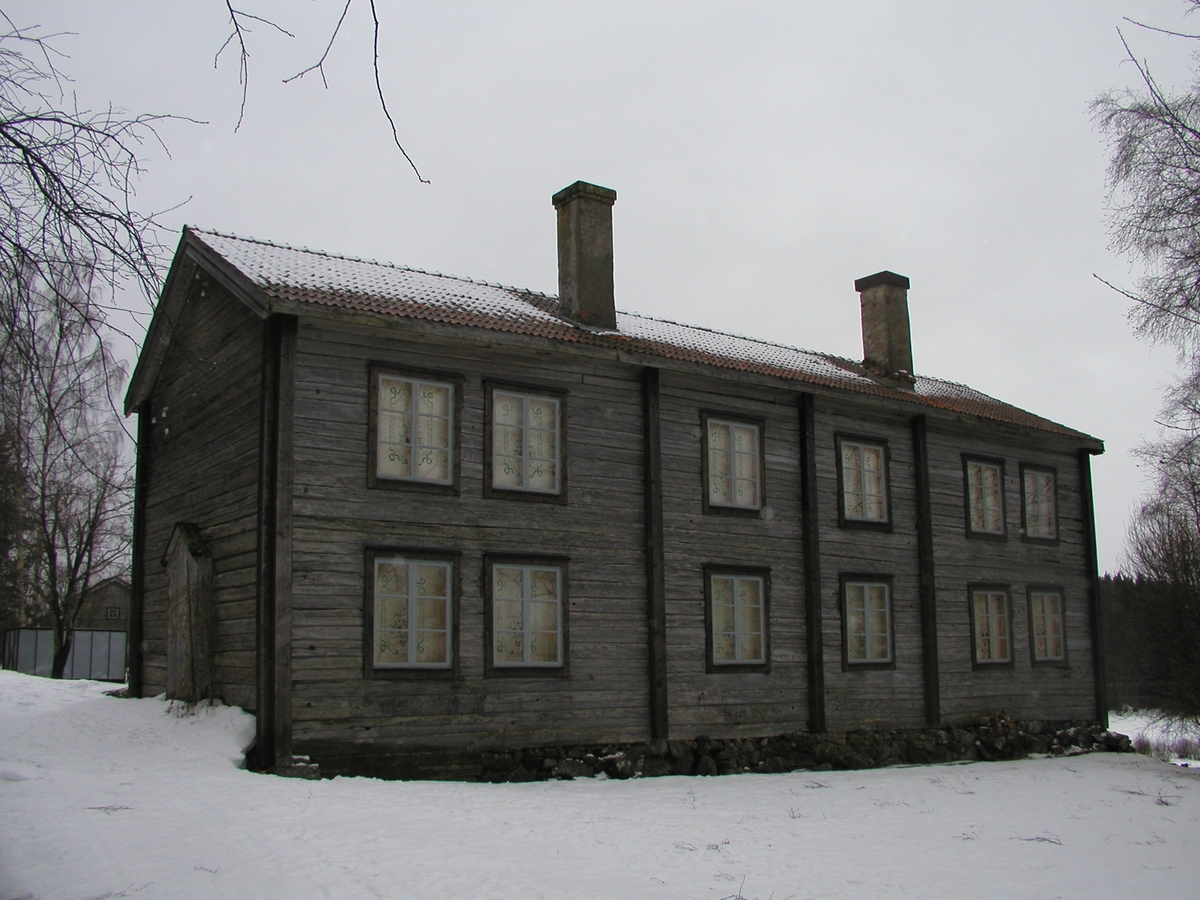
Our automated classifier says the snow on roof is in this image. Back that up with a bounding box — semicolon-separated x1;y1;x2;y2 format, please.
190;228;1096;442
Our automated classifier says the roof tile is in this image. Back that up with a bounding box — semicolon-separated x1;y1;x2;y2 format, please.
192;228;1097;442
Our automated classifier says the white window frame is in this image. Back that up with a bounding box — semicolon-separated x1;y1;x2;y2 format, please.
375;374;455;485
491;390;562;495
965;458;1005;536
843;579;893;664
970;587;1012;665
372;556;453;669
1022;467;1057;541
708;571;767;666
705;416;763;511
1029;588;1066;662
491;564;564;668
838;438;889;524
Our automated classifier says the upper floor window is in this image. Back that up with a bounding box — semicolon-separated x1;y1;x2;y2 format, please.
1028;587;1066;663
488;560;566;670
842;577;893;665
837;436;890;529
370;554;454;671
370;368;458;492
706;567;769;671
703;413;764;512
487;385;565;499
970;585;1012;666
964;457;1005;538
1021;465;1058;542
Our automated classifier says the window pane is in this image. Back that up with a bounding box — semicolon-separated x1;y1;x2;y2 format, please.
529;599;558;633
845;581;890;662
711;574;765;664
376;631;407;665
529;632;558;664
1025;470;1056;538
739;634;762;662
416;631;446;664
529;569;559;601
842;442;886;521
493;568;524;600
492;564;564;667
1031;590;1064;660
378;377;454;483
495;599;523;633
494;631;523;664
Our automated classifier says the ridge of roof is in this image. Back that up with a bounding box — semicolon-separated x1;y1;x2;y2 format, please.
179;228;1100;446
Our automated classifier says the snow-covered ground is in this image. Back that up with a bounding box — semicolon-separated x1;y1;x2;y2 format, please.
1;671;1196;900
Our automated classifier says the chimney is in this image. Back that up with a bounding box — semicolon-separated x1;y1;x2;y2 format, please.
854;270;915;387
553;181;617;329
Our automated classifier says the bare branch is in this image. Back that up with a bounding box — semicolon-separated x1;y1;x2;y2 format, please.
283;0;352;89
369;0;428;184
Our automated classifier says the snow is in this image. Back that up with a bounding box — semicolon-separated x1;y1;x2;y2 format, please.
1;670;1197;900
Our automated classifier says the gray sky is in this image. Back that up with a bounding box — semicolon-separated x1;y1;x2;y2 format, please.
12;0;1198;571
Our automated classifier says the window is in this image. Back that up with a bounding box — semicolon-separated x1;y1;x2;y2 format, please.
1021;466;1058;542
842;577;893;666
1028;588;1066;663
486;385;565;499
368;553;455;673
105;607;120;620
705;567;770;671
969;585;1012;666
702;413;764;512
487;561;567;671
964;457;1005;538
370;368;458;492
837;436;890;529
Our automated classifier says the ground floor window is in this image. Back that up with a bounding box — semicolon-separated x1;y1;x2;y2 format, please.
970;585;1012;665
1028;587;1066;663
706;567;769;671
370;554;454;670
842;577;893;665
488;560;566;670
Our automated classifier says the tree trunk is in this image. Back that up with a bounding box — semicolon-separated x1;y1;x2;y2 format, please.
50;626;72;679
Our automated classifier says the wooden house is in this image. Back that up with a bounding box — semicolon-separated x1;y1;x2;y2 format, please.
124;181;1105;775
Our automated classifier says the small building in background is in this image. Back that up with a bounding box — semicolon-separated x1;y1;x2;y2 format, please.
2;577;129;681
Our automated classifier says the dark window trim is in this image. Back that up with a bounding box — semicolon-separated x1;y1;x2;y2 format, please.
1026;583;1069;668
962;455;1007;541
967;582;1015;669
483;553;571;678
367;364;464;496
834;433;894;532
483;380;569;505
703;564;771;674
1019;463;1060;546
363;547;461;680
838;573;897;671
700;409;767;517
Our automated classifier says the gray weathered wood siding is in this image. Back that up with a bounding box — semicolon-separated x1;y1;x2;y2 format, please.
925;421;1096;722
657;370;807;738
140;282;263;708
288;319;649;751
811;395;926;728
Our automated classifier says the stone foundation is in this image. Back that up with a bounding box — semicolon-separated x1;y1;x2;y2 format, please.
297;714;1134;782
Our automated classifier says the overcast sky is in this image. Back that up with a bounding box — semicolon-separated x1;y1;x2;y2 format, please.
12;0;1200;570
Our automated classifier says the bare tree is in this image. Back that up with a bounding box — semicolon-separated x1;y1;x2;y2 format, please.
1;266;130;678
0;13;178;334
1123;435;1200;724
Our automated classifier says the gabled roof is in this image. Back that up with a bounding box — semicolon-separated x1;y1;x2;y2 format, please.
126;227;1101;447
